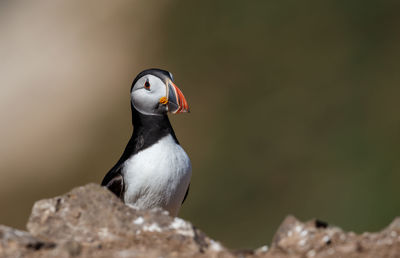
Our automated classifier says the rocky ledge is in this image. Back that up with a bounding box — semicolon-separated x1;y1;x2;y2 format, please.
1;184;400;258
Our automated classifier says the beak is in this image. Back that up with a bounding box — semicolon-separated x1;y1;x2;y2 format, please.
165;80;189;114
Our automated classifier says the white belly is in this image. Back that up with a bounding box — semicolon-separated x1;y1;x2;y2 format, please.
122;134;192;216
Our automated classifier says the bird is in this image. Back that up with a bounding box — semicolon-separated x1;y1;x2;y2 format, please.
101;68;191;217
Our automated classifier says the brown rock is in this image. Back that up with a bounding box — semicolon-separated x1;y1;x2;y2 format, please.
261;215;400;258
26;183;232;258
0;225;55;257
2;183;400;257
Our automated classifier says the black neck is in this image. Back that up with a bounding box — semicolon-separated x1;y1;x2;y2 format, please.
114;105;179;167
130;104;179;146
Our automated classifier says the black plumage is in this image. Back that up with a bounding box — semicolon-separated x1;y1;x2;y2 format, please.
101;69;190;205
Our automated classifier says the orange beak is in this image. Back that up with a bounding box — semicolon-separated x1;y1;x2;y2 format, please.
166;81;189;114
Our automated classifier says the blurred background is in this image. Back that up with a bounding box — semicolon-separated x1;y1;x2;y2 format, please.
1;0;400;249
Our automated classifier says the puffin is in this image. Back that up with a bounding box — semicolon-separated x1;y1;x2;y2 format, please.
101;68;191;217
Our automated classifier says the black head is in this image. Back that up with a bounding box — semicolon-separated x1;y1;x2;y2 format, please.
130;68;189;116
131;68;174;92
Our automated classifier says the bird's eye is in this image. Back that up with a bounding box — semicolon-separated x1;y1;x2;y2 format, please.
144;80;150;90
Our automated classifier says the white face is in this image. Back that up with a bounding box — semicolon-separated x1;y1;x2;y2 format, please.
131;74;168;116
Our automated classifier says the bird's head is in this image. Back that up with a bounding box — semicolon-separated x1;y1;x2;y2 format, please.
130;69;189;116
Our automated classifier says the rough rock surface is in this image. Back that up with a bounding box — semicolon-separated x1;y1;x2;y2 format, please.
1;184;400;257
265;216;400;258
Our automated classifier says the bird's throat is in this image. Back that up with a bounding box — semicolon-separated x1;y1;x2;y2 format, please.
130;104;179;154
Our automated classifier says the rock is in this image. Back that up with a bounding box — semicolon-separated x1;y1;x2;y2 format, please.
26;183;232;258
0;225;55;257
2;183;400;257
262;215;400;258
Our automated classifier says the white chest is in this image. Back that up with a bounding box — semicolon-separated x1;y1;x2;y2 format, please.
122;134;192;216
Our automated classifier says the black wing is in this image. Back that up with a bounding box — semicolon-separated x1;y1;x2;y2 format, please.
182;183;190;204
101;136;136;200
101;165;124;200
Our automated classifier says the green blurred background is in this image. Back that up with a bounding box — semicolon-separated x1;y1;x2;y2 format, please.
1;0;400;249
